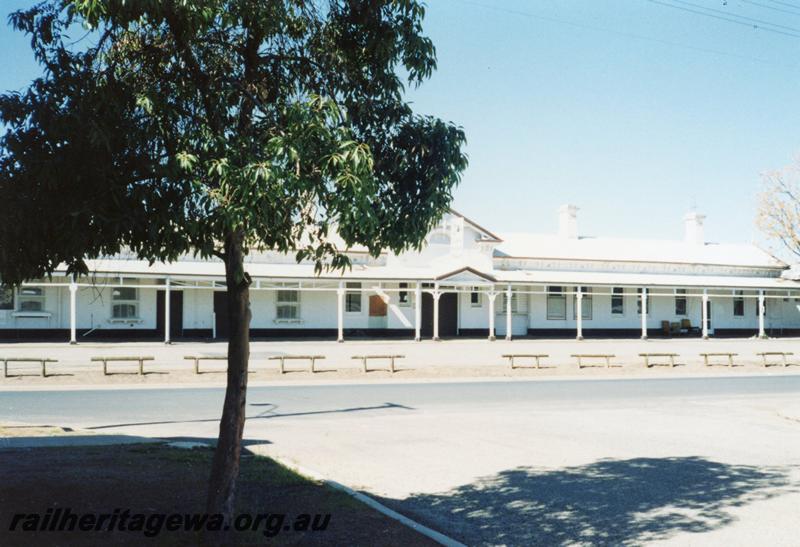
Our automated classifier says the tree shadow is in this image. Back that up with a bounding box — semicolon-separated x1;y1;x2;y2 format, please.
393;457;798;546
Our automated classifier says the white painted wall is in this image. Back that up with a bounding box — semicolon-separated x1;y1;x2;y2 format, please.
183;289;213;331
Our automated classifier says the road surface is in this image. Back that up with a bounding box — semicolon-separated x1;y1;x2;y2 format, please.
3;376;800;545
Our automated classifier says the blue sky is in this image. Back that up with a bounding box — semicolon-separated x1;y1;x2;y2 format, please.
2;1;800;247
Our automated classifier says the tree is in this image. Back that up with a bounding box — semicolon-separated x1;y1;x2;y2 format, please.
0;0;467;522
757;157;800;258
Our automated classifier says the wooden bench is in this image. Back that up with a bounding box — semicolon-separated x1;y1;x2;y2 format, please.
184;355;227;374
757;352;795;368
639;353;679;368
700;352;738;368
503;354;549;369
93;356;155;376
572;354;617;369
268;355;326;374
2;358;58;378
351;355;405;373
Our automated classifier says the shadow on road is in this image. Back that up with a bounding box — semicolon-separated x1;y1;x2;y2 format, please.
393;457;798;546
87;402;413;430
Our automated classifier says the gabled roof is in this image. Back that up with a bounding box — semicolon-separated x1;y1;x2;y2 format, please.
434;266;497;283
448;208;503;242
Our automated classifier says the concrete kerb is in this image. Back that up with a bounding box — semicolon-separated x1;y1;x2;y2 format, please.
2;368;800;392
268;455;466;547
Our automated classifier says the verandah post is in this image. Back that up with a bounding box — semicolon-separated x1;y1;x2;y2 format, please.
414;283;422;341
505;284;513;341
487;289;497;341
337;281;344;343
640;287;648;340
69;279;77;345
576;286;583;341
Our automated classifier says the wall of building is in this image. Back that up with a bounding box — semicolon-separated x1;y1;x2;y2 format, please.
527;288;708;334
1;281;796;339
0;284;159;331
183;289;213;332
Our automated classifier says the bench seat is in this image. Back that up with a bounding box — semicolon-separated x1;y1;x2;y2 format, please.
351;355;405;373
268;355;326;374
502;354;549;369
571;354;617;369
2;357;58;378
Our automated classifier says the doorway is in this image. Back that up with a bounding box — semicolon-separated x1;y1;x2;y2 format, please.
156;290;183;339
213;291;228;339
420;292;458;338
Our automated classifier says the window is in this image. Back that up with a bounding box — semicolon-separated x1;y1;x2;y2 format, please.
276;290;300;320
18;287;45;312
111;286;138;319
572;287;592;320
675;289;687;316
345;282;362;312
637;288;646;315
470;288;481;307
734;291;744;316
0;286;13;310
398;283;409;306
546;286;566;320
611;287;624;315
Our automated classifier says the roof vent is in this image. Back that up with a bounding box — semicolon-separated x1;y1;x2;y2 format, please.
558;204;579;239
683;211;705;245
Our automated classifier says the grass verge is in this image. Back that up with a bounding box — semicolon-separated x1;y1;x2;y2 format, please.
0;443;436;546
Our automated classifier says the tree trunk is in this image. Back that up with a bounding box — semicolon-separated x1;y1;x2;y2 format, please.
207;231;251;522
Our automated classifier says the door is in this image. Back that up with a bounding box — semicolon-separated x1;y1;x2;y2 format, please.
705;300;713;334
421;292;434;337
420;292;458;338
156;290;183;339
439;293;458;337
213;291;229;339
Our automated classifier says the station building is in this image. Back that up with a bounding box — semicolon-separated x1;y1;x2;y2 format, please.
2;206;798;342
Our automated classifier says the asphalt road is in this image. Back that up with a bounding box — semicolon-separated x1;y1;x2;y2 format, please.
4;375;800;429
4;376;800;546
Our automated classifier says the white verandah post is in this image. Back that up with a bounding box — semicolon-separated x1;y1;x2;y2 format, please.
758;289;766;339
702;289;709;339
576;286;583;341
640;287;648;340
337;281;344;343
487;289;497;341
432;284;441;341
505;284;513;341
69;279;77;345
414;283;422;341
164;276;171;344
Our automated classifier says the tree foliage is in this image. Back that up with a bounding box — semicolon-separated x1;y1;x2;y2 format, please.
758;157;800;259
0;0;468;285
0;0;467;522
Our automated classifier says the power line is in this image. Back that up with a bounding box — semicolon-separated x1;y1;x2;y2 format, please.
763;0;800;10
448;0;799;68
646;0;800;38
667;0;800;33
738;0;800;17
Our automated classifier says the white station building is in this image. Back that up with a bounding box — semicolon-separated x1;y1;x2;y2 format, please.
2;206;799;343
